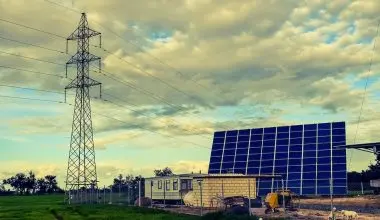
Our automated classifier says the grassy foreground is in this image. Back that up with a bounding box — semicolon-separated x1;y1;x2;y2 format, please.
0;195;271;220
0;195;199;220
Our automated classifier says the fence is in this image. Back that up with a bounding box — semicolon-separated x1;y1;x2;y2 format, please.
66;183;144;205
347;182;377;195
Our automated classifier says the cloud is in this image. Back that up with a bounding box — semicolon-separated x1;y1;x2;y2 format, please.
1;0;380;174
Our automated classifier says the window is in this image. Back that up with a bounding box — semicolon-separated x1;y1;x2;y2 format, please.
173;179;178;190
165;180;170;191
181;180;187;190
158;180;162;189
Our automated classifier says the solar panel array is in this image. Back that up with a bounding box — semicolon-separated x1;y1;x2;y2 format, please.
208;122;347;196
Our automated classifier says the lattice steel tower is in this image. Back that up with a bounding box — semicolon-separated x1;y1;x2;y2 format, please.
64;13;102;194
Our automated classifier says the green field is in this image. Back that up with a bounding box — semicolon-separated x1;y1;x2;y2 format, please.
0;195;266;220
0;195;200;220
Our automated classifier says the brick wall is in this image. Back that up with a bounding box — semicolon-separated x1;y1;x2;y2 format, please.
191;177;256;207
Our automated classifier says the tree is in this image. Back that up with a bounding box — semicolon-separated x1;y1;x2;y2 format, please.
3;173;28;194
0;183;5;192
44;175;58;193
36;178;47;194
26;171;36;194
154;167;174;177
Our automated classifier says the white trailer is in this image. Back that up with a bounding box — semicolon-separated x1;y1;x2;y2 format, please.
144;174;206;204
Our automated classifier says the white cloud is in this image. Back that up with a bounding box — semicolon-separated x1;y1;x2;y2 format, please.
1;0;380;173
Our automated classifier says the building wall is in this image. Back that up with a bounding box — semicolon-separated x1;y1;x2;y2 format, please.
144;176;183;200
191;177;256;207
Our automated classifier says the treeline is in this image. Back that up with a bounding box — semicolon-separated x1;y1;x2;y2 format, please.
348;160;380;182
1;171;63;195
0;167;174;196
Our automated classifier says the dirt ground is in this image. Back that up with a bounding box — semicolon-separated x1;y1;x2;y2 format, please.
160;203;380;219
300;195;380;208
297;209;379;219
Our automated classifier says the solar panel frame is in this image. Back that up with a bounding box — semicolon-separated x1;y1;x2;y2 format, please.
208;122;347;196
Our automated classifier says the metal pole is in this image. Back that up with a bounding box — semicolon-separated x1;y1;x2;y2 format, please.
248;178;251;216
128;185;130;205
164;181;166;207
110;187;112;204
199;181;203;216
151;180;153;208
138;180;141;207
103;185;105;204
68;190;71;205
361;181;364;195
282;179;285;211
221;179;224;198
97;188;99;204
330;178;333;212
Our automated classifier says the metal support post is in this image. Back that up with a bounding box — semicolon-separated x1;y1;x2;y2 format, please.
138;180;141;207
103;185;105;204
197;179;203;216
282;179;285;212
248;178;251;216
150;180;153;208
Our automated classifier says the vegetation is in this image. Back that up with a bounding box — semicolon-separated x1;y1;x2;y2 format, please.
0;195;200;220
154;167;174;176
2;171;63;195
348;157;380;182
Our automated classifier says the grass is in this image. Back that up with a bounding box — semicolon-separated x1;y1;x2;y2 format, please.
0;195;286;219
0;195;199;220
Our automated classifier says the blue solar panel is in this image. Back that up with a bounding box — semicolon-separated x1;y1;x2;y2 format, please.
208;122;347;196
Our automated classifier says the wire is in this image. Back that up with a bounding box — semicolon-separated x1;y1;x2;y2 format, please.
0;94;65;103
0;50;66;66
41;0;221;100
102;93;212;140
91;103;211;150
0;19;232;131
0;94;210;150
99;47;211;107
0;69;212;147
349;20;380;169
0;18;65;39
0;65;66;78
0;84;64;94
0;35;66;54
0;21;214;118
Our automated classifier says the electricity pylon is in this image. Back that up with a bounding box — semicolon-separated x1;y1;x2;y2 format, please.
64;12;102;203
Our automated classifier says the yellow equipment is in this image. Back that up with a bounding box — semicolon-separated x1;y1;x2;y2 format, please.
264;190;299;214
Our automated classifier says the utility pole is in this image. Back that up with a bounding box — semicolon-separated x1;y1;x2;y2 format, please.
64;12;102;204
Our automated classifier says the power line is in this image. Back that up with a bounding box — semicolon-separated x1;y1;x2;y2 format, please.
99;46;211;107
0;21;213;118
92;99;211;149
0;35;66;54
0;92;210;149
0;18;65;39
103;93;212;140
349;20;380;169
42;0;219;97
0;40;195;119
0;84;64;94
0;94;65;103
0;65;66;78
0;20;232;131
0;50;66;66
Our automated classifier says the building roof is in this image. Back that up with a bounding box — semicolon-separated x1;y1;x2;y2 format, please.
144;173;207;180
144;173;281;180
192;174;282;179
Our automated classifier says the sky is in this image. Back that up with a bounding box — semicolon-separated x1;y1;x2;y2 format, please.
0;0;380;187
